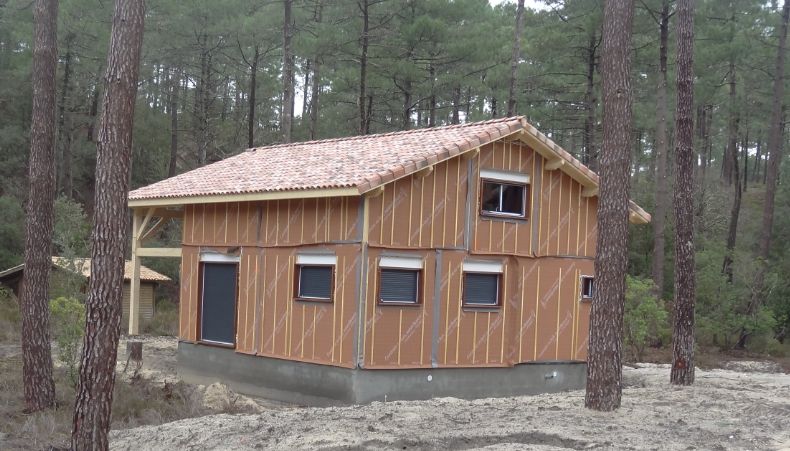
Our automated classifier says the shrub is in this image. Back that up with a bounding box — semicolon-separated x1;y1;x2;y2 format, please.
141;298;179;336
49;296;85;386
624;275;669;361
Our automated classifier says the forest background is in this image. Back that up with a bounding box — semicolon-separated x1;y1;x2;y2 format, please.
0;0;788;356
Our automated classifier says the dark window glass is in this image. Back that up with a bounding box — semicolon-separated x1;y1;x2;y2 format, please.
481;180;526;217
201;263;237;344
297;265;333;300
463;273;500;306
582;277;594;299
379;268;419;304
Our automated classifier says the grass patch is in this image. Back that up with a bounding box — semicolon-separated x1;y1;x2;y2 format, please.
141;299;179;337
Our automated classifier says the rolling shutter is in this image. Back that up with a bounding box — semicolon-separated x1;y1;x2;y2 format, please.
463;273;499;306
298;266;333;299
379;269;419;304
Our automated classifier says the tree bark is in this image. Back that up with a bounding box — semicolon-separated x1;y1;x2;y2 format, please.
744;0;790;347
651;0;670;296
58;33;74;199
428;63;436;127
168;68;180;178
451;85;461;124
358;0;369;134
282;0;294;143
584;0;634;412
71;0;145;448
21;0;58;414
721;59;737;185
248;45;259;148
309;58;321;139
722;113;741;284
582;30;598;168
507;0;525;116
670;0;696;386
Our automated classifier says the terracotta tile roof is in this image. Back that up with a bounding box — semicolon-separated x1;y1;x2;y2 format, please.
51;257;171;282
128;117;527;200
127;116;650;223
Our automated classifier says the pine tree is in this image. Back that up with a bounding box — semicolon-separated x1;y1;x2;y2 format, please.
71;0;146;447
670;0;697;386
584;0;635;411
20;0;59;413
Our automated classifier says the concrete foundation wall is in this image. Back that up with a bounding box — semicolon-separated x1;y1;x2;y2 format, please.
178;342;586;406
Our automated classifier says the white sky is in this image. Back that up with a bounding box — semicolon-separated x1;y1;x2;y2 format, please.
489;0;550;10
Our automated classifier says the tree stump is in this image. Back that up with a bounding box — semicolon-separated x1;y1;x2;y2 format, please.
124;340;143;375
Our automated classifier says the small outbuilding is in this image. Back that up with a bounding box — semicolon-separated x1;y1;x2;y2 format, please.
0;257;170;322
126;116;650;405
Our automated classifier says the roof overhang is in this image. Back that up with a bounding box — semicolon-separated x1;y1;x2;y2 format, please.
128;186;360;208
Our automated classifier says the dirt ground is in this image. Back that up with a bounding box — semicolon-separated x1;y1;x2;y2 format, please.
108;337;790;451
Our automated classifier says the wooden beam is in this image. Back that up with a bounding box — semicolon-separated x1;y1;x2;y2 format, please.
128;210;143;336
461;147;480;161
364;185;385;198
544;158;565;171
140;217;167;242
136;247;182;258
414;165;434;178
581;186;598;197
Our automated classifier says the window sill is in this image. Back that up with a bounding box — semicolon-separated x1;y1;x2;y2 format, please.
580;298;593;303
198;339;235;349
377;301;421;307
462;304;501;312
294;297;333;304
480;213;528;223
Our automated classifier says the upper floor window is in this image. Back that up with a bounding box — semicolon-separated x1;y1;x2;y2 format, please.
479;169;530;219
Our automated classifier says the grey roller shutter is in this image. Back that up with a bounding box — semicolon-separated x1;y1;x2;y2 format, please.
463;273;499;306
379;269;419;303
298;266;333;299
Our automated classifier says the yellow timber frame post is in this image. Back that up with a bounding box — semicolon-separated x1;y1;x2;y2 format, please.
128;207;183;335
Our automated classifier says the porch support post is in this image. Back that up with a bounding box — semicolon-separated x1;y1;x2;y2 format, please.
128;207;153;335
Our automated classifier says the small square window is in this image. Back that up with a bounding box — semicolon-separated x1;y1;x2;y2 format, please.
379;268;420;305
463;272;501;307
481;180;528;218
581;276;594;300
296;265;333;302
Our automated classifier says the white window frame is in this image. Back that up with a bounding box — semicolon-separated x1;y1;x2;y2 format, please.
480;170;529;219
580;275;595;300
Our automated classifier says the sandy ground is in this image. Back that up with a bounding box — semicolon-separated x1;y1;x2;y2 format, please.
109;342;790;451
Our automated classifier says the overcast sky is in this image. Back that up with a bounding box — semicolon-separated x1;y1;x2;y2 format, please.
489;0;550;10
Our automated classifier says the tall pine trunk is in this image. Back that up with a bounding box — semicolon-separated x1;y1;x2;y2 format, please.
507;0;525;116
722;113;741;284
358;0;369;134
21;0;58;414
248;45;259;148
584;0;634;412
168;68;180;178
582;30;598;168
744;0;790;347
58;33;74;198
670;0;696;386
282;0;294;143
651;0;670;296
71;0;145;448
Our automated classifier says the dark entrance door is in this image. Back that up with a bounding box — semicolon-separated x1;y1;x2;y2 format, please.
200;262;238;346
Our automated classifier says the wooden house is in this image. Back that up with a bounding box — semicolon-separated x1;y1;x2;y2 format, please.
127;116;650;404
0;257;170;322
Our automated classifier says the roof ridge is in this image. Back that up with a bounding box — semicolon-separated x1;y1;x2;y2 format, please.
247;116;524;153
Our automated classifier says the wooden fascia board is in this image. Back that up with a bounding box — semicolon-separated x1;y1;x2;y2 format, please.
128;186;360;208
136;247;182;258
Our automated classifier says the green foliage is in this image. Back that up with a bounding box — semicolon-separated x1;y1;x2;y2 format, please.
49;296;85;386
53;196;90;257
624;276;669;361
